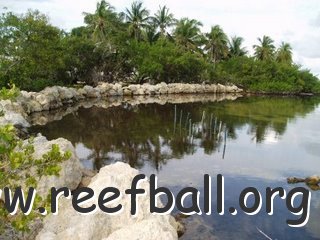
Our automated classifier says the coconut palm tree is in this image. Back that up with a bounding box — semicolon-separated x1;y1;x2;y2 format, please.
144;23;160;44
124;1;150;41
153;5;176;36
253;35;275;61
276;42;293;64
204;25;229;64
83;0;118;43
174;18;203;51
228;36;247;57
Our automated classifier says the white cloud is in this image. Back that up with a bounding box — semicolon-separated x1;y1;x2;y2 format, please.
1;0;320;75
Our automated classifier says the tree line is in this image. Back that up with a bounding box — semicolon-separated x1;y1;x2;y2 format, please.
0;1;319;93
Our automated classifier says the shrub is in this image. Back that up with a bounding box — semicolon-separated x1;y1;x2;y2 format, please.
0;125;71;233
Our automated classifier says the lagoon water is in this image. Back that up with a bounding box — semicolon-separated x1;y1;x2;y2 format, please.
30;95;320;239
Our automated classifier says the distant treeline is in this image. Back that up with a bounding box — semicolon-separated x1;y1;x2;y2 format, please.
0;1;319;93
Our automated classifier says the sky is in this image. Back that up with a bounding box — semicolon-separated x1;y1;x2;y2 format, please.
1;0;320;76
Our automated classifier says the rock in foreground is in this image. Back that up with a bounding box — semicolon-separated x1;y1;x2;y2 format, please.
29;135;83;197
36;162;178;240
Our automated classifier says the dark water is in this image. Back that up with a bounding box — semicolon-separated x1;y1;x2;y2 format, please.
30;96;320;240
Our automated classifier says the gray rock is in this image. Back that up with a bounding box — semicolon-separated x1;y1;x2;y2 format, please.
0;111;30;127
84;86;100;98
58;87;74;100
29;135;82;198
36;162;178;240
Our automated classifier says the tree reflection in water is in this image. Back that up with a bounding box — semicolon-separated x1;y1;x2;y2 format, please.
30;96;320;171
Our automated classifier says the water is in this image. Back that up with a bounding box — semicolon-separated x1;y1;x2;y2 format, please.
30;95;320;239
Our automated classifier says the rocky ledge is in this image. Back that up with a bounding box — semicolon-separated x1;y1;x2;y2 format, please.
27;94;242;126
0;82;242;127
18;82;241;115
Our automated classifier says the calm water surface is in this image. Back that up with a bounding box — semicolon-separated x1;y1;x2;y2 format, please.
30;96;320;240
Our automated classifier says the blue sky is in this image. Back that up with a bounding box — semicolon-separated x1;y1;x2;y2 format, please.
1;0;320;76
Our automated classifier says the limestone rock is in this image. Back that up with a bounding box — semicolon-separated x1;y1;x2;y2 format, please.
29;135;82;197
122;87;132;96
84;86;100;98
36;162;178;240
58;87;74;101
0;111;30;127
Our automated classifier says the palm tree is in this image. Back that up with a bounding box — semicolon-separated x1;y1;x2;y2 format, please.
144;24;160;44
204;25;229;64
83;0;118;43
253;35;275;61
276;42;293;64
153;5;176;36
228;36;247;57
174;18;203;51
124;1;150;41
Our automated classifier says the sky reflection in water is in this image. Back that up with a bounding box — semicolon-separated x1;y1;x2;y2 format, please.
30;96;320;239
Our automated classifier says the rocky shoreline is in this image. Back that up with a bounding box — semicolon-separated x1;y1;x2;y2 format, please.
27;93;242;126
0;82;242;127
0;83;242;240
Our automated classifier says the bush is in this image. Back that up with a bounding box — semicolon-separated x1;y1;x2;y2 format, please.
0;84;20;101
0;11;67;91
213;56;320;93
0;125;71;232
127;39;208;83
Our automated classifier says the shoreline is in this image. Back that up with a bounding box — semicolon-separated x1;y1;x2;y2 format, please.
243;91;317;97
0;82;242;127
1;83;318;239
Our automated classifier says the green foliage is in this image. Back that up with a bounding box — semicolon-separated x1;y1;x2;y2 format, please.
253;35;276;61
174;18;203;52
124;1;150;41
60;35;99;85
276;42;293;64
83;0;119;43
213;56;320;93
0;125;71;233
205;25;229;63
153;5;176;36
0;2;319;93
127;39;207;83
0;10;67;91
228;36;247;57
0;84;20;100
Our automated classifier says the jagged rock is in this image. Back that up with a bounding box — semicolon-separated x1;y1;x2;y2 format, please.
122;87;132;96
97;83;112;95
306;176;320;185
58;87;74;101
43;87;60;99
134;87;145;95
82;168;98;178
25;100;43;113
287;177;305;184
28;135;83;198
157;82;168;95
77;88;87;98
36;162;178;240
287;176;320;185
0;111;30;127
83;86;100;98
78;176;92;188
217;84;226;93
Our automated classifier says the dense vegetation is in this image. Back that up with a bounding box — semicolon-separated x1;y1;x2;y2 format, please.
0;1;319;93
